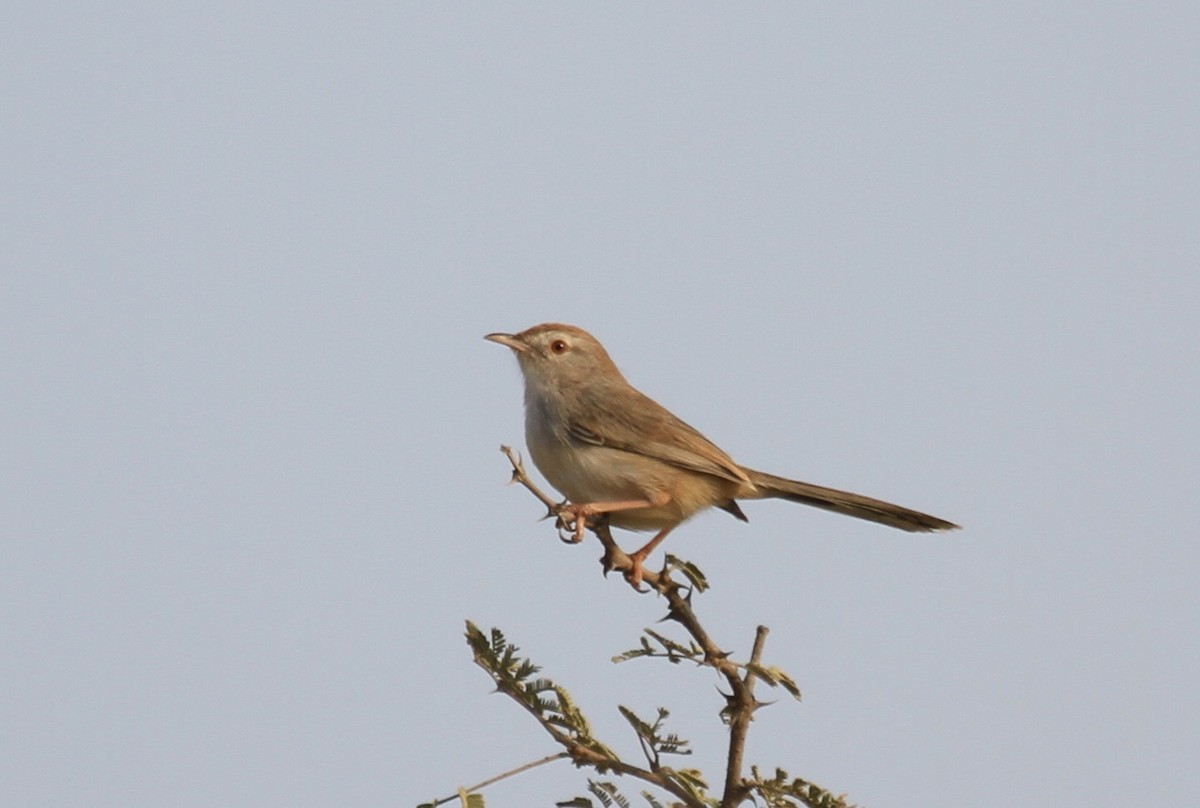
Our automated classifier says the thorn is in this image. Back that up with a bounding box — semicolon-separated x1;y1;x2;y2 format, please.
624;577;650;594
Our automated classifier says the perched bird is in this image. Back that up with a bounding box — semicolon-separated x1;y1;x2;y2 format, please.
486;323;957;586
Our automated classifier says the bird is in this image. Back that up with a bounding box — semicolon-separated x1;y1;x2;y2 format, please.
486;323;957;586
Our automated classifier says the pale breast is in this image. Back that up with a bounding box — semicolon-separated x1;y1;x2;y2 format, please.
527;426;734;531
522;388;741;530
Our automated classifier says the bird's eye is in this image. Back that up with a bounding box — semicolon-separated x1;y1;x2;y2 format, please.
550;339;568;354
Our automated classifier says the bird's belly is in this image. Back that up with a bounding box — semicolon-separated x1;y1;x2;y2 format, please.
527;437;727;531
529;439;649;503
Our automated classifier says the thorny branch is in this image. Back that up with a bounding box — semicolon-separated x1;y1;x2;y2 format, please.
498;445;782;807
723;625;770;807
500;444;661;587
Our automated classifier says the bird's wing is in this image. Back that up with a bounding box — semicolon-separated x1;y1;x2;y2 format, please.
567;386;751;486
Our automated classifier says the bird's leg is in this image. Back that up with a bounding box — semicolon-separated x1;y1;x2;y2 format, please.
559;495;667;543
626;525;677;589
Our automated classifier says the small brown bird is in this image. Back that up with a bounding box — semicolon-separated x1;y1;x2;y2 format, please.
487;323;957;586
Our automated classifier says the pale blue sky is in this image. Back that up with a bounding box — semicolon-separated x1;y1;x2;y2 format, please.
3;4;1197;807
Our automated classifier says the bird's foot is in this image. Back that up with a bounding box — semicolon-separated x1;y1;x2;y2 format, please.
555;503;590;544
623;552;650;592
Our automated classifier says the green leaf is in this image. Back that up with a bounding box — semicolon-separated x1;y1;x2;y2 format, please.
663;555;708;592
612;635;655;663
746;765;857;808
586;780;630;808
643;629;703;663
658;767;709;803
618;705;653;738
746;663;802;700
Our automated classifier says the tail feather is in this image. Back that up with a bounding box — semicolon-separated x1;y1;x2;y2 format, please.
743;468;958;533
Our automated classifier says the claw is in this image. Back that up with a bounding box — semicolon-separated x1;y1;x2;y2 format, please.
623;556;649;592
552;504;590;544
555;509;585;544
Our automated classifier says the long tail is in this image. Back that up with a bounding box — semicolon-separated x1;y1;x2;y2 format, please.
743;468;958;533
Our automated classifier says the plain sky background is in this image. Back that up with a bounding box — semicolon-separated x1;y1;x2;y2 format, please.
3;4;1197;807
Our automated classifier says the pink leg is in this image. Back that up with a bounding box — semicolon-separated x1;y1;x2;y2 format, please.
626;525;677;588
563;494;670;542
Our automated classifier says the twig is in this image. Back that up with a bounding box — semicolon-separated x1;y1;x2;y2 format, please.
722;625;770;808
499;445;663;588
423;753;570;807
495;446;776;808
499;445;561;516
504;694;710;808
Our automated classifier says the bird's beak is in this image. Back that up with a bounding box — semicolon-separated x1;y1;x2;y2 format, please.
484;332;527;353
